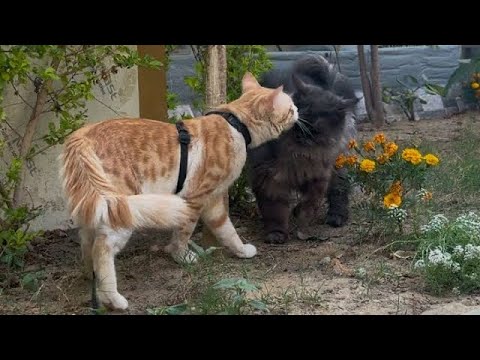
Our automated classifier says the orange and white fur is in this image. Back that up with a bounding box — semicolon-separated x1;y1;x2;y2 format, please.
59;72;298;310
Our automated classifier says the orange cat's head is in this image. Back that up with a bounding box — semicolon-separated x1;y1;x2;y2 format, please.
225;72;298;148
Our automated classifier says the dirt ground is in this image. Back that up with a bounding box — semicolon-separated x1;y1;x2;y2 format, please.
1;113;480;315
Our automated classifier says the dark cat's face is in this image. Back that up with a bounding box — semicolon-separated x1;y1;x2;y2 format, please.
291;75;357;146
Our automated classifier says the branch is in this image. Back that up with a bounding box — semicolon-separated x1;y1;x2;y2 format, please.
10;83;34;110
93;96;122;117
0;181;12;208
357;45;375;122
370;45;385;128
12;54;63;207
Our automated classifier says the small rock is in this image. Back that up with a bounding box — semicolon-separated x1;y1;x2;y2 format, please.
320;257;331;266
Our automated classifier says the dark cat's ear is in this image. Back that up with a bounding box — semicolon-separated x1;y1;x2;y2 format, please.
242;72;261;93
291;74;308;94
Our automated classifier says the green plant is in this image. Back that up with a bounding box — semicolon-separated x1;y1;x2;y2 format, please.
414;211;480;295
184;45;273;208
338;132;440;236
0;45;161;269
382;75;445;121
444;55;480;103
147;277;268;315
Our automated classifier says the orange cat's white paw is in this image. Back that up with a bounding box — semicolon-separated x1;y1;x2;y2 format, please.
238;244;257;258
98;291;129;311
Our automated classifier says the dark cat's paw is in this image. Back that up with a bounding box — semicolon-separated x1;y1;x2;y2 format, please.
265;231;288;244
326;212;348;227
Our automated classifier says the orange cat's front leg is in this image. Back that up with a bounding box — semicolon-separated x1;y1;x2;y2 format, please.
201;194;257;258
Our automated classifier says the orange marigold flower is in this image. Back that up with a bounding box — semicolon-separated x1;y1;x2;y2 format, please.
389;181;403;195
402;148;422;165
346;155;358;166
336;154;347;169
360;159;376;173
384;192;402;208
423;153;440;166
377;154;390;164
472;82;480;90
363;141;375;152
373;133;386;144
383;142;398;157
348;139;358;149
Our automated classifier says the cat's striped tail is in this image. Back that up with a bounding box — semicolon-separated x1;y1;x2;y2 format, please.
59;129;190;230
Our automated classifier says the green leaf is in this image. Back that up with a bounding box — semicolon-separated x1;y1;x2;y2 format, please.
42;67;60;80
407;75;419;85
424;83;446;97
444;57;480;94
249;299;268;311
213;278;239;290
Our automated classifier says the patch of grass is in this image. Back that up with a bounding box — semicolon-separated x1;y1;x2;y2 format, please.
147;277;268;315
147;246;268;315
355;261;400;297
259;277;324;314
427;117;480;214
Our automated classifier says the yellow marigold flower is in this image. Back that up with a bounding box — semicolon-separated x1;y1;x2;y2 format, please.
360;159;376;173
402;148;422;165
383;142;398;157
424;153;440;166
336;154;347;169
384;192;402;208
472;82;480;90
422;191;433;201
373;133;386;144
377;153;390;164
348;139;358;149
389;181;403;195
346;155;358;166
363;141;375;152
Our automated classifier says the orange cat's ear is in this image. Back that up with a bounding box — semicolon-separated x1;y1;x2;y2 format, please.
270;86;287;110
242;72;261;93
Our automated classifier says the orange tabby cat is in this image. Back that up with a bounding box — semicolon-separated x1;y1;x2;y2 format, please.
59;72;298;310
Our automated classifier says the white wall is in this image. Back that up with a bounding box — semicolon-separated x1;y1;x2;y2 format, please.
1;47;140;231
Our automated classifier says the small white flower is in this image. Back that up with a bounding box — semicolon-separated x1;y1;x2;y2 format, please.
420;214;449;233
450;262;461;273
464;244;480;260
388;206;407;223
453;245;465;257
414;259;425;269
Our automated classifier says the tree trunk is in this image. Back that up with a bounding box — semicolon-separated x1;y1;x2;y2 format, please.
199;45;227;249
13;56;62;207
357;45;375;122
370;45;385;128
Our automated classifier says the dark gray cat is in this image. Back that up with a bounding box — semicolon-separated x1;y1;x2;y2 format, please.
247;54;358;244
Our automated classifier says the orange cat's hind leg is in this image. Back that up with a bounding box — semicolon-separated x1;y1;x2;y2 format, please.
164;212;200;264
92;227;132;311
79;227;95;280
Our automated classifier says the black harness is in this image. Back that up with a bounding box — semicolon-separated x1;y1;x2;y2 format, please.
174;111;251;194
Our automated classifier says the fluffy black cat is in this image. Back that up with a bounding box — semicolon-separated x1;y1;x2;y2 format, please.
247;54;359;244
